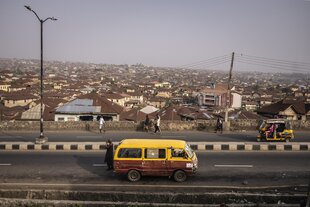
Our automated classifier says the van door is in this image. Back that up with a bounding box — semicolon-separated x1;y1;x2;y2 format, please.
142;148;169;176
167;148;192;174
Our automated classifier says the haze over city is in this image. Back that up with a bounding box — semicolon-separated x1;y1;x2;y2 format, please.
0;0;310;73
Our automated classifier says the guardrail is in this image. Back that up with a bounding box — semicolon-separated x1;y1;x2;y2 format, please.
0;142;309;151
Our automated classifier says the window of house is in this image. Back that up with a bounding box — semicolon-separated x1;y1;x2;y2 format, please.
118;148;142;158
58;117;65;121
145;148;166;159
67;117;75;121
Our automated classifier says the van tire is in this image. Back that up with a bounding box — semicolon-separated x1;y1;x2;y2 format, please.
127;170;141;182
173;170;187;182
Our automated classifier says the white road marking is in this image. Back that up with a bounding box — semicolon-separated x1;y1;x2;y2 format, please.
0;163;12;166
92;164;106;167
214;164;253;168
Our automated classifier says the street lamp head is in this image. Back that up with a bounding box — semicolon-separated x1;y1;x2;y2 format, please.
51;17;57;21
24;5;32;11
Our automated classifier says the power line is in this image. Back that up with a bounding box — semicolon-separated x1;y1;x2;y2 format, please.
235;53;310;73
237;56;310;71
177;53;310;73
178;54;231;69
237;53;310;67
187;59;231;69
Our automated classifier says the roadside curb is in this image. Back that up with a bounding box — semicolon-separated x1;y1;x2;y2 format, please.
190;142;310;151
0;142;309;151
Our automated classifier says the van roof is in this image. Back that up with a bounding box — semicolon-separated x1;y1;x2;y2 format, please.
118;139;186;149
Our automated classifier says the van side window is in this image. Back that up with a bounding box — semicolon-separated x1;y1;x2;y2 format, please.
118;148;142;158
171;148;185;158
145;149;166;159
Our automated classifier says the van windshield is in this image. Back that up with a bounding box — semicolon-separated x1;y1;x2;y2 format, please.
185;143;194;159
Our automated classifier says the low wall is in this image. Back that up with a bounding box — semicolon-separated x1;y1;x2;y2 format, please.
0;120;309;131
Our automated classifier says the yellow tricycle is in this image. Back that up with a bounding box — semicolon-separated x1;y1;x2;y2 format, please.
257;119;294;142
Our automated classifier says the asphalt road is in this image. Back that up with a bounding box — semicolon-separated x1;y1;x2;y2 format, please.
0;151;309;190
1;130;310;142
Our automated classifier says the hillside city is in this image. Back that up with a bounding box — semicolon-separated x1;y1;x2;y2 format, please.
0;58;309;122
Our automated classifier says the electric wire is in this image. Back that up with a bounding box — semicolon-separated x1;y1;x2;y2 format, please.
237;53;310;67
178;54;231;69
235;53;310;73
178;53;310;73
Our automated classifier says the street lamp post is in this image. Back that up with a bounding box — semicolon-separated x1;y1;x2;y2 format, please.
25;5;57;144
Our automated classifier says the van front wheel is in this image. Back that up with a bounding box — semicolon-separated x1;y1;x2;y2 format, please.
127;170;141;182
173;170;187;182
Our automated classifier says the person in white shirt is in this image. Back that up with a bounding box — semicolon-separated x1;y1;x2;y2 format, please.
154;114;161;134
99;116;105;133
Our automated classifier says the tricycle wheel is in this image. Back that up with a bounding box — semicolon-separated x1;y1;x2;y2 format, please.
285;138;290;142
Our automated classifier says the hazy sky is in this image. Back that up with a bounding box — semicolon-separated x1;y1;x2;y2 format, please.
0;0;310;72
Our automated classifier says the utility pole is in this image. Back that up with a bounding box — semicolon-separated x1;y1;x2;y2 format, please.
224;52;235;130
25;5;57;144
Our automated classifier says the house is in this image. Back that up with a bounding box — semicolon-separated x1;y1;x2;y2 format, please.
197;83;242;109
128;92;143;104
104;92;126;107
256;99;310;120
9;85;27;92
120;108;147;122
20;97;66;121
0;82;11;92
148;97;167;109
156;89;172;98
197;84;227;107
140;105;159;114
124;100;140;108
220;109;264;120
150;105;215;121
54;92;124;122
0;105;25;121
154;81;172;88
242;100;259;111
231;92;242;108
1;92;38;108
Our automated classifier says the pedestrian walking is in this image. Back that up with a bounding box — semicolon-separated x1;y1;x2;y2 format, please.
154;114;161;134
215;117;223;134
104;139;114;170
144;115;150;132
99;116;105;133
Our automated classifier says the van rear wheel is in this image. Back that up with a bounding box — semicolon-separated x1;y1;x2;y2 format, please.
173;170;187;182
127;170;141;182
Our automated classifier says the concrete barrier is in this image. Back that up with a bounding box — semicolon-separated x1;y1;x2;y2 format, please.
0;142;309;151
1;120;309;131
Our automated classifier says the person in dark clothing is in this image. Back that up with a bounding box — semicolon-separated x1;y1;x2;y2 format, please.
144;115;150;132
104;139;114;170
215;117;223;134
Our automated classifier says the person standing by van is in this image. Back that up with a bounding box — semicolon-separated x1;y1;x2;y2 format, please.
154;114;161;134
104;139;114;170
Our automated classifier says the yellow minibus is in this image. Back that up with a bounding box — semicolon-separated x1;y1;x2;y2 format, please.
113;139;198;182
